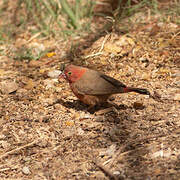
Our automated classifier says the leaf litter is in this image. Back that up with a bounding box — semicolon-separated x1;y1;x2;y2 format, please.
0;4;180;180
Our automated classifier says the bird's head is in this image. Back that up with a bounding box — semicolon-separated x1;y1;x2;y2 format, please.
60;64;86;83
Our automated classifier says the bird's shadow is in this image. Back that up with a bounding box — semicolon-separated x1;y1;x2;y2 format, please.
57;98;131;114
58;99;87;111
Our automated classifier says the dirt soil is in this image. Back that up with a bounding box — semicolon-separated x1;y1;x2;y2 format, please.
0;4;180;180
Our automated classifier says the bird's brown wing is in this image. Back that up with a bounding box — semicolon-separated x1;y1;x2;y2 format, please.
100;74;126;88
73;69;126;95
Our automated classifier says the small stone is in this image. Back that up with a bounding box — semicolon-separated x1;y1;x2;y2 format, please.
77;127;84;135
0;81;18;94
47;70;62;78
22;166;31;175
113;171;120;175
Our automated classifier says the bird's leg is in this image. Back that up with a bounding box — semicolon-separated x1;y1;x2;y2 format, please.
87;104;96;111
86;104;97;114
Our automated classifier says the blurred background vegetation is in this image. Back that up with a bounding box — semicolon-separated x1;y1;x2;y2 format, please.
0;0;179;43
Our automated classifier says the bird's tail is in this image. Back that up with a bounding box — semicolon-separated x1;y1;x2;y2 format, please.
123;87;150;95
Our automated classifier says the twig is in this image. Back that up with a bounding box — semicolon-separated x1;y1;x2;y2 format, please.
27;32;42;43
93;160;118;180
106;146;125;168
0;167;18;172
83;52;103;59
83;34;110;59
99;34;110;52
171;30;180;41
0;140;37;160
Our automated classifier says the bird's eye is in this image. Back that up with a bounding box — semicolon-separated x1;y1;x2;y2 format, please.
68;71;72;75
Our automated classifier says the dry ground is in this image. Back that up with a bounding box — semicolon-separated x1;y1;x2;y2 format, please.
0;4;180;180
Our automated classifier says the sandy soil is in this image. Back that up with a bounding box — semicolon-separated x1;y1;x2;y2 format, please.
0;2;180;179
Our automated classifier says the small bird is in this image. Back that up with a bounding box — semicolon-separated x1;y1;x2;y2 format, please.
60;64;150;109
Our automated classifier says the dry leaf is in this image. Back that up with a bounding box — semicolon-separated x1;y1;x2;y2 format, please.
65;121;74;126
104;43;122;54
24;79;35;90
133;102;144;109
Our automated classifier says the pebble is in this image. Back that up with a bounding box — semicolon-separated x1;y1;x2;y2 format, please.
113;171;121;175
47;70;62;78
0;81;18;94
77;127;84;135
22;166;31;175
